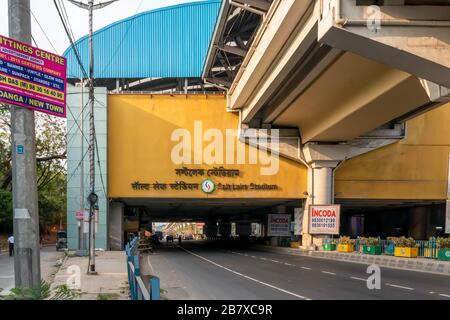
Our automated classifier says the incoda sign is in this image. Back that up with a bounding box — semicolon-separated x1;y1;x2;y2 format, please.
267;214;291;236
309;205;340;235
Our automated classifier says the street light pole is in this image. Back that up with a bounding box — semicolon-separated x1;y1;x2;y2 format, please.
8;0;41;289
68;0;118;275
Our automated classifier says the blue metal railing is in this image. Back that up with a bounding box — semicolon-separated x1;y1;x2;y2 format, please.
125;236;160;300
417;238;438;259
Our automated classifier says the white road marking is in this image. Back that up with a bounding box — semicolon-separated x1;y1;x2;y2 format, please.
439;293;450;298
429;291;435;294
284;263;294;266
260;257;267;261
250;256;257;259
179;246;311;300
321;271;336;276
147;255;155;275
270;259;280;263
386;283;414;291
350;277;367;282
301;267;311;270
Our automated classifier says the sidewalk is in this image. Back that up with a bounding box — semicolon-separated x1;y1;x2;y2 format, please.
0;247;63;295
53;251;130;300
249;244;450;276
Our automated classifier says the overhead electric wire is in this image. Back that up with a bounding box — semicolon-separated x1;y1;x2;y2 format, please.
53;0;89;79
66;103;90;146
59;0;78;49
30;8;60;54
66;98;90;140
66;148;90;185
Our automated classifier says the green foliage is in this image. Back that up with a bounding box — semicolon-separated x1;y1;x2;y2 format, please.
367;237;379;246
390;236;417;248
0;279;50;300
0;280;82;300
50;284;83;300
338;236;355;245
97;292;119;300
0;191;12;233
437;237;450;249
360;237;380;246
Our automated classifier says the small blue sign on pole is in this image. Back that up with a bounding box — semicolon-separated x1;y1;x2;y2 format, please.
17;145;24;154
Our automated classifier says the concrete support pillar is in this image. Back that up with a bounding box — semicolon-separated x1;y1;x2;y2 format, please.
205;222;218;238
108;202;124;250
301;143;345;250
236;223;252;236
219;222;232;238
409;206;429;240
311;161;338;205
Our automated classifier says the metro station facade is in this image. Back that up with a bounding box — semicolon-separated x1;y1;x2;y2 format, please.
65;1;450;250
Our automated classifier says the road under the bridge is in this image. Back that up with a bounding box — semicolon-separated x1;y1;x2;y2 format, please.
141;240;450;300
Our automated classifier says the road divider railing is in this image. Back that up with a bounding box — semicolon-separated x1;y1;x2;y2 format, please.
126;236;160;300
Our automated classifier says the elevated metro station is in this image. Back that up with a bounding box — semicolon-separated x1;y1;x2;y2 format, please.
65;0;450;250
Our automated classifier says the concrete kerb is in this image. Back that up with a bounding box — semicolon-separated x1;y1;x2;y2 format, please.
249;244;450;276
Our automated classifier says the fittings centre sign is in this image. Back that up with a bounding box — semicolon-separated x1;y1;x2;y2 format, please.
0;35;66;117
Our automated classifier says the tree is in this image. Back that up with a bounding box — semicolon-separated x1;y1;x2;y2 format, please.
0;104;67;234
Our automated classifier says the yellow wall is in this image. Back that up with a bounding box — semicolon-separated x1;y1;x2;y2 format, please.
335;103;450;200
108;94;307;199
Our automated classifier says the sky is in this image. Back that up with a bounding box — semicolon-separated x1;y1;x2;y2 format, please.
0;0;202;55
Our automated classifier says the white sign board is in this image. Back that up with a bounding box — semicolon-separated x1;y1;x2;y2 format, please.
446;200;450;234
294;208;303;235
267;214;291;236
309;205;340;235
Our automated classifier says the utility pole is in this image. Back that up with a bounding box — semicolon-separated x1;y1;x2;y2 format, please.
68;0;117;275
79;81;85;254
8;0;41;289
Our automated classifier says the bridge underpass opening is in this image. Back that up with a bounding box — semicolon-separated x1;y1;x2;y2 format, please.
338;200;447;240
110;198;302;248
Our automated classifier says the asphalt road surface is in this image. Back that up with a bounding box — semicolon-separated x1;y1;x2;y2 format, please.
144;240;450;300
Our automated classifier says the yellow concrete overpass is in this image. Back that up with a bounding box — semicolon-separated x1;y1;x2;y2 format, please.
203;0;450;247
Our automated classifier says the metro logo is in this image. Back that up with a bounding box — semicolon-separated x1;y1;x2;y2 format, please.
311;208;337;217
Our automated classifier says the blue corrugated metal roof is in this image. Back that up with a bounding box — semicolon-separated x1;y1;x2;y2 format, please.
63;1;221;79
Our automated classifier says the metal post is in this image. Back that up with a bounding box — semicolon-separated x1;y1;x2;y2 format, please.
150;276;161;300
79;79;85;253
8;0;41;290
68;0;118;276
87;0;97;275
